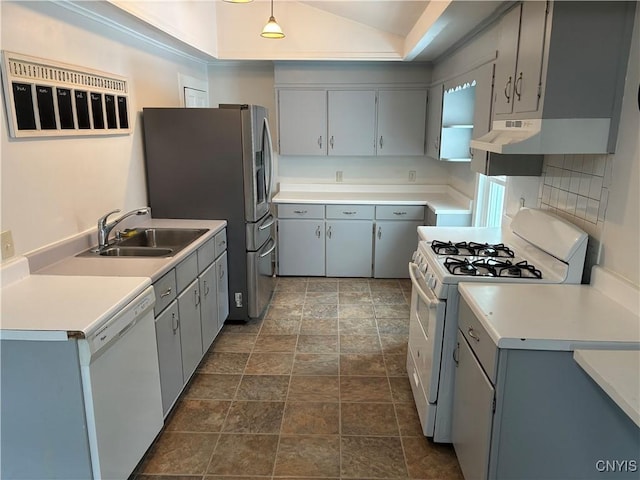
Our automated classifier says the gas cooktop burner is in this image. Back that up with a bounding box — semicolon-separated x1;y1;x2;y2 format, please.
444;257;543;279
431;240;515;258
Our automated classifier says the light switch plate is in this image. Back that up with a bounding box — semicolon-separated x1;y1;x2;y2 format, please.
1;230;15;260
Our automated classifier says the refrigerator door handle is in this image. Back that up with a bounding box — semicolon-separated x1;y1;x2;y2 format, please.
258;213;275;231
259;238;277;258
263;117;275;201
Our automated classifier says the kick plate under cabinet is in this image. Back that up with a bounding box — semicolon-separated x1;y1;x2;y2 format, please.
1;51;131;138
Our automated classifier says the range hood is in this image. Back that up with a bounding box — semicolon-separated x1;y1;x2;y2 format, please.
470;118;612;155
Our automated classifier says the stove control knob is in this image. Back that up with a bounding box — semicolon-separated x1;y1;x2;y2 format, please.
411;251;418;262
420;263;428;275
428;275;437;289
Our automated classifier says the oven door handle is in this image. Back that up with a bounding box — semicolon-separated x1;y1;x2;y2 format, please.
408;262;439;308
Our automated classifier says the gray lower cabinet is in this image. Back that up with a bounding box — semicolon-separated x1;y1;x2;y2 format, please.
278;218;325;276
373;220;422;278
153;228;229;417
452;297;640;480
426;206;472;227
154;301;183;415
326;220;373;277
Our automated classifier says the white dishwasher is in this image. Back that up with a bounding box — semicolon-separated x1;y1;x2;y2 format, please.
1;283;163;480
79;285;163;479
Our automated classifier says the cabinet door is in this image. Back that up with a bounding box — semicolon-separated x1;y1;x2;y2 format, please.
493;5;521;116
216;251;229;331
513;1;547;114
470;62;495;172
155;301;183;416
425;84;443;160
278;90;327;155
177;279;203;382
325;220;373;277
278;219;325;276
377;90;427;156
452;331;495;480
199;262;218;353
374;221;422;278
327;90;376;156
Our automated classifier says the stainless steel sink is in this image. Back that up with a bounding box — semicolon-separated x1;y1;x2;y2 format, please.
77;227;209;258
98;246;174;257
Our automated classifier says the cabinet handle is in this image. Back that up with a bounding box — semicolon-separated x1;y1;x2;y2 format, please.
504;76;512;103
315;225;321;238
514;72;523;101
195;288;200;307
379;135;383;149
318;136;323;149
469;147;474;159
393;211;407;216
329;135;334;149
171;312;179;334
342;211;357;215
453;341;459;366
468;327;480;342
219;264;224;279
160;287;172;298
293;210;308;215
204;280;210;296
327;226;332;239
377;226;382;239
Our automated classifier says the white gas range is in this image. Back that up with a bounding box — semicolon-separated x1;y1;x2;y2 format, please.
407;208;588;443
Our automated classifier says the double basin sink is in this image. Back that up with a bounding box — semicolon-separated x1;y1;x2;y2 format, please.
78;228;209;258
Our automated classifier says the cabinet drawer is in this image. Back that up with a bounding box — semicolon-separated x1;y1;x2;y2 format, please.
458;298;498;383
154;269;177;316
278;204;324;219
326;204;374;219
214;229;227;258
176;252;198;293
375;205;425;221
197;237;216;273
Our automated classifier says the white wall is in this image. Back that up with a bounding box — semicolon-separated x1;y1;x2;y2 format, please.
0;1;207;256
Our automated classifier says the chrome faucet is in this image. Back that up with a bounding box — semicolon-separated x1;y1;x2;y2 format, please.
97;207;151;248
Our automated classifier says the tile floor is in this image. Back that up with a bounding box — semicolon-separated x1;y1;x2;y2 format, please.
134;277;463;480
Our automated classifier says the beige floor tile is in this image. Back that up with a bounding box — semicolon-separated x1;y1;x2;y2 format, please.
369;279;403;291
165;399;231;432
222;400;285;433
380;334;408;356
339;317;378;335
264;304;304;320
184;374;241;400
245;352;294;375
402;436;463;479
211;333;257;353
292;353;340;376
374;304;410;319
288;375;340;402
341;436;407;478
341;402;399;436
389;376;415;403
303;304;338;319
340;376;392;403
253;334;298;353
198;352;249;374
296;334;339;353
272;291;306;304
141;432;219;475
394;403;425;437
300;317;338;335
339;278;371;292
339;291;373;304
305;292;339;304
340;353;387;376
235;375;290;401
260;317;301;335
281;401;340;434
384;354;408;377
371;291;408;305
276;277;308;292
307;281;339;293
340;334;382;354
207;434;279;476
376;317;410;335
274;435;341;477
221;318;263;334
339;304;375;319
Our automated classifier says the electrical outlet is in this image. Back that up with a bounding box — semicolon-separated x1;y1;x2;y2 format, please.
409;170;416;182
336;171;343;183
1;230;15;260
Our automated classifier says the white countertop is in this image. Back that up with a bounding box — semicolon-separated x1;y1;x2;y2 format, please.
1;274;150;341
272;183;473;214
32;219;227;281
458;283;640;351
574;349;640;427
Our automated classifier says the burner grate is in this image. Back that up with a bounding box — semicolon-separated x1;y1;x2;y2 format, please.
443;257;543;279
431;240;514;258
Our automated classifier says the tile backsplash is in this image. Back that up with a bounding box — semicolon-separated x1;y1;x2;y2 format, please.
538;153;613;282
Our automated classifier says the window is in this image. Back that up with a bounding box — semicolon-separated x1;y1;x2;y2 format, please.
475;174;506;227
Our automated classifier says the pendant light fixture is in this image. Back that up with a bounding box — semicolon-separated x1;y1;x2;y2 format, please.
261;0;285;39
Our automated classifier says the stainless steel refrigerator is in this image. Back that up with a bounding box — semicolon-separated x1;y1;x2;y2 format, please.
142;105;275;321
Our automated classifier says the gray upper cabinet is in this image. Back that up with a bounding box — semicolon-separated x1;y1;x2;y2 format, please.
425;84;443;160
377;90;427;156
328;90;377;156
278;90;327;155
494;2;547;116
278;87;427;157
